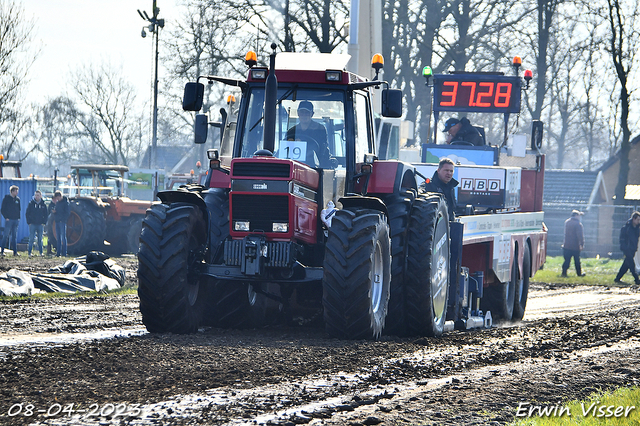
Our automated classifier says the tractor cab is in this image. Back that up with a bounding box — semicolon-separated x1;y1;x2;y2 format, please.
183;49;402;195
66;165;129;200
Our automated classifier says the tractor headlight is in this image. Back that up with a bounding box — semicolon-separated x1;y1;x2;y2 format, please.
272;222;288;233
234;221;250;231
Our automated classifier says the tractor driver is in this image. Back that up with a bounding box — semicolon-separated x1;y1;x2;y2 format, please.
444;117;484;146
286;101;333;167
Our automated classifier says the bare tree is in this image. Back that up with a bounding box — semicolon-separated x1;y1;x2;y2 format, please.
240;0;349;53
0;0;38;159
604;0;639;204
69;63;143;166
577;19;611;171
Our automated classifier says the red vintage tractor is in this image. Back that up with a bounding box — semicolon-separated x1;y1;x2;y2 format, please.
48;165;151;255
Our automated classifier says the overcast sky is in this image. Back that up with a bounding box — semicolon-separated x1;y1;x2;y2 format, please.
24;0;181;106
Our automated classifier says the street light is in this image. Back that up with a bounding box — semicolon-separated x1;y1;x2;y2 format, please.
138;1;165;169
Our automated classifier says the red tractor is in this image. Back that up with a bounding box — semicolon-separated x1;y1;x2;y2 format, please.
138;47;546;339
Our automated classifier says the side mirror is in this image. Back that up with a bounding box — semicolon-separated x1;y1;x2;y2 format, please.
381;88;402;118
194;114;208;144
531;120;543;150
183;82;204;111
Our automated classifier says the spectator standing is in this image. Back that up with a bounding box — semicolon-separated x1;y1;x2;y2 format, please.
561;209;585;277
614;211;640;285
420;157;458;221
26;190;48;257
1;185;21;256
50;190;70;257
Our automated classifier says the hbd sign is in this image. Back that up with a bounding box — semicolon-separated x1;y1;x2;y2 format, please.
457;168;508;209
460;178;501;193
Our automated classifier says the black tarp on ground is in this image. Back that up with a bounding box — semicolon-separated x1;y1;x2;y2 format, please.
0;252;125;297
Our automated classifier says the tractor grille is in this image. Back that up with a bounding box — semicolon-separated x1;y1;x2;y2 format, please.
233;162;291;178
224;240;295;268
231;194;289;232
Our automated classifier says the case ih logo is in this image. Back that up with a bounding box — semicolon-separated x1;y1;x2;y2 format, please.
460;178;500;193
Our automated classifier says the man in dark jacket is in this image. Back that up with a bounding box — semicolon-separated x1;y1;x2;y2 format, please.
615;211;640;285
562;209;585;277
1;185;21;256
26;190;48;257
286;100;332;168
420;157;458;221
444;117;484;146
50;190;71;257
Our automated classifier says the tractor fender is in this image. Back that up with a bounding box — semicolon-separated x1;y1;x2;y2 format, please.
366;161;419;194
157;189;208;219
338;195;388;216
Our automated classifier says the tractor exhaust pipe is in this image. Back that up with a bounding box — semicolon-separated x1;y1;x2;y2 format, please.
263;43;278;154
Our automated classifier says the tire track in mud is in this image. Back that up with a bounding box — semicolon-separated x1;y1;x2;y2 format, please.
1;289;638;426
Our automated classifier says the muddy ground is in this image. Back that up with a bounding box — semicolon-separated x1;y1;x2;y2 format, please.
1;255;639;426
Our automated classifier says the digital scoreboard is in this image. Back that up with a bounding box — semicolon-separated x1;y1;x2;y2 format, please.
432;74;522;114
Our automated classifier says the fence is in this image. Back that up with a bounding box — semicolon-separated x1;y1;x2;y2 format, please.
543;203;640;259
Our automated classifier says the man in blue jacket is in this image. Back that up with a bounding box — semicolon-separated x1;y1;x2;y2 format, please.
50;190;71;257
1;185;21;256
26;190;48;257
615;211;640;285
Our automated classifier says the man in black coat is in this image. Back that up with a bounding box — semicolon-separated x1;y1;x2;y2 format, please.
1;185;21;256
615;211;640;285
26;190;48;257
286;100;332;167
50;190;71;257
420;157;458;221
444;117;484;146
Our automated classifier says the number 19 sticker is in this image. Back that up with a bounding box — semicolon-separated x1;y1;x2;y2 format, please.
277;141;307;161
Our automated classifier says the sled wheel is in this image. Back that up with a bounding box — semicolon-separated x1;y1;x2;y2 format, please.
513;243;531;321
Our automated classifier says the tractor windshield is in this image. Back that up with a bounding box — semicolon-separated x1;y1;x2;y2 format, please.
239;88;346;169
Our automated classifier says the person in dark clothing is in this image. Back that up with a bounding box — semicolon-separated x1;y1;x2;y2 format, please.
286;100;332;167
1;185;21;256
26;190;48;257
561;209;586;277
50;190;71;257
420;157;458;221
443;117;484;146
615;211;640;285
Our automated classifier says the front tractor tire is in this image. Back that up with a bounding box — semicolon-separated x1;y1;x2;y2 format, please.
322;209;392;340
138;203;207;334
404;194;451;337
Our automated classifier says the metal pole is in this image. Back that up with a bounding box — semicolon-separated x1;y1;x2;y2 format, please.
152;19;159;169
138;2;163;169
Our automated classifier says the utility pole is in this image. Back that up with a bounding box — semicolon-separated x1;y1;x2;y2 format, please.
138;1;164;169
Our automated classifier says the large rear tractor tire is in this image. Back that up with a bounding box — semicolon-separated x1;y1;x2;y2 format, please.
322;209;391;340
382;189;415;336
404;194;450;337
513;243;531;321
51;201;106;256
138;203;207;334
